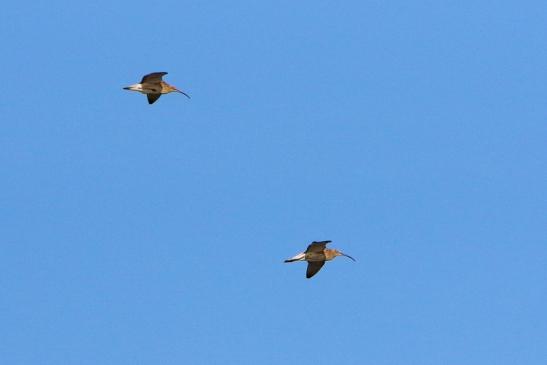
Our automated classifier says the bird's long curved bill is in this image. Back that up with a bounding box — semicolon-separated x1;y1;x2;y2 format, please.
341;252;356;261
176;89;191;99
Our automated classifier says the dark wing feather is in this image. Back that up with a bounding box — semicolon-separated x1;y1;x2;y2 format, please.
147;93;161;104
141;72;168;83
306;240;332;253
306;261;325;278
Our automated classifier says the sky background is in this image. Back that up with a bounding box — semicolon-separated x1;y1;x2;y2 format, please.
1;1;547;364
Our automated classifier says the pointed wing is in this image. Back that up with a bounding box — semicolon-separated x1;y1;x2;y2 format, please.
147;93;161;104
141;72;168;83
306;261;325;278
306;240;332;253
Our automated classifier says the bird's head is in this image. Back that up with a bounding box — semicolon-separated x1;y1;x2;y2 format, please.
333;249;356;261
166;84;190;98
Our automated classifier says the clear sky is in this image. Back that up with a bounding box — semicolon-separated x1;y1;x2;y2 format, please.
2;1;546;364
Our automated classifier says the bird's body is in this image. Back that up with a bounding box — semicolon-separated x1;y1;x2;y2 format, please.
123;72;190;104
284;240;355;278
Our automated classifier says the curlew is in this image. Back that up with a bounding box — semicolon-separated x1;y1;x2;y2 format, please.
123;72;190;104
284;240;355;278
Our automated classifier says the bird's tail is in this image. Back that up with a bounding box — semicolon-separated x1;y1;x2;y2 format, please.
284;252;306;263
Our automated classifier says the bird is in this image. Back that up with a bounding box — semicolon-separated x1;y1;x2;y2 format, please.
123;72;190;104
284;240;355;278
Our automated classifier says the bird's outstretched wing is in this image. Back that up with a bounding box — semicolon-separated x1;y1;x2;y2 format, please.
306;261;325;278
141;72;168;83
306;240;332;253
147;93;161;104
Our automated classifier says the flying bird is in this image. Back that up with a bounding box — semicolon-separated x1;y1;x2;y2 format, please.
284;240;355;278
123;72;190;104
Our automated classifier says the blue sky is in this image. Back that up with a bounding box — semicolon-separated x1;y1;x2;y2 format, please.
1;1;546;364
